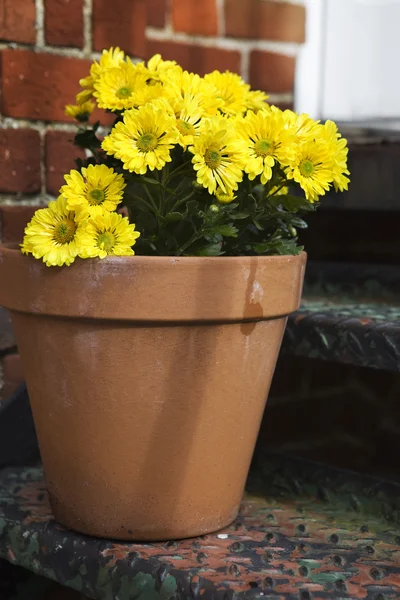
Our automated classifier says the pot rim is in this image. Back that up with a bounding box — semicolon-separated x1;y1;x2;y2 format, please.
0;242;306;264
0;243;307;322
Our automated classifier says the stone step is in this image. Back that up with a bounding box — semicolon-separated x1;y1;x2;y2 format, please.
321;126;400;211
283;262;400;372
0;452;399;599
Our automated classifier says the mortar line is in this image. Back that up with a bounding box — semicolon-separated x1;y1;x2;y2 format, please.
35;0;45;47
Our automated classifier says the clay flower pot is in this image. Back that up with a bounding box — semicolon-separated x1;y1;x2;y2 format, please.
0;244;306;541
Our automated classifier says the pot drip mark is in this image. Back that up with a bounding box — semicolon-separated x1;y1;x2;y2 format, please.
241;259;264;336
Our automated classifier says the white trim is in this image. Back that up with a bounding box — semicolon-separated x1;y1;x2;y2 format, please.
294;0;326;118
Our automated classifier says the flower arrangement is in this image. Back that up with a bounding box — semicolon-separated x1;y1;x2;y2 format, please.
22;48;350;267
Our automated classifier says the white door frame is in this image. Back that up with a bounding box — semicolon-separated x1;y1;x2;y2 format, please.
295;0;400;121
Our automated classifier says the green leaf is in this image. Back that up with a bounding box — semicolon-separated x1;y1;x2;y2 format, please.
253;239;303;256
252;184;264;195
183;200;199;218
195;243;223;256
282;195;312;212
290;217;308;229
211;225;238;237
139;176;161;186
165;211;184;222
252;217;264;231
230;212;250;220
268;196;284;208
74;129;101;150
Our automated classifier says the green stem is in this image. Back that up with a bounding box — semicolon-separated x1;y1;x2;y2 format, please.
143;184;160;215
177;227;200;255
134;196;155;214
154;170;165;213
161;163;170;187
170;190;196;213
166;162;193;183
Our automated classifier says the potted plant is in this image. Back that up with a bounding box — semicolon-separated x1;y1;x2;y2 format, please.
0;49;349;541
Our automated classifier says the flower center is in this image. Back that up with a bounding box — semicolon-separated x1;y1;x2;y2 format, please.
176;119;196;136
53;219;76;245
97;231;115;253
116;86;132;99
89;188;105;205
300;159;315;177
204;148;222;170
254;139;272;157
137;133;158;152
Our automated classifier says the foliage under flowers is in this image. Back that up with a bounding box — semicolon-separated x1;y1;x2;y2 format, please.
22;48;350;266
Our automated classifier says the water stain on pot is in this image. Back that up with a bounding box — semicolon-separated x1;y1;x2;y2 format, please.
241;260;264;334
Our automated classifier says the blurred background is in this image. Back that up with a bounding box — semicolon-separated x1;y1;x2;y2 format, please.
1;0;400;207
1;0;400;481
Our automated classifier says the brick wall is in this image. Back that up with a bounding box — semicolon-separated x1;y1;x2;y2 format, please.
0;0;306;215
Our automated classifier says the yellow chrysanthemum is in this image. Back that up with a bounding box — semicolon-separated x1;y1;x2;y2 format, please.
146;54;182;84
282;109;320;139
94;60;149;111
165;70;222;116
215;188;237;204
204;71;249;115
78;47;125;103
21;197;83;267
61;165;126;212
245;89;269;113
131;81;167;108
164;93;204;149
286;139;336;202
190;116;246;195
102;105;180;174
236;109;296;184
76;89;93;105
65;101;95;122
321;120;350;192
76;211;140;259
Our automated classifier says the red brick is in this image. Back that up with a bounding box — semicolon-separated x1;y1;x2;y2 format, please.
250;51;295;93
146;40;241;76
0;0;36;44
147;0;168;28
45;131;84;196
93;0;146;57
1;49;92;122
0;206;40;243
172;0;218;36
225;0;305;43
0;129;41;194
45;0;84;48
1;354;24;401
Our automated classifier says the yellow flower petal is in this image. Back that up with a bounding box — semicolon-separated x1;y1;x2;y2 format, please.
21;197;84;267
76;210;140;259
61;165;126;212
102;104;180;174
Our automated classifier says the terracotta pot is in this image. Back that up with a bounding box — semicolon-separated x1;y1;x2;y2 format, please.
0;244;306;541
